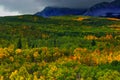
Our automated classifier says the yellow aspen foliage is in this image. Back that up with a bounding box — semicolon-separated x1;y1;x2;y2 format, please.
70;56;77;61
37;61;46;67
73;48;87;53
33;75;38;80
33;51;39;58
9;56;14;62
0;49;9;58
107;18;120;21
0;54;6;59
107;55;113;63
9;70;18;79
33;72;38;76
53;52;61;57
99;56;107;64
91;56;99;65
15;49;22;55
19;76;24;80
40;76;45;80
7;48;14;53
76;17;86;21
95;58;99;65
67;57;73;62
73;52;81;60
51;65;58;71
114;54;120;61
84;35;98;40
0;76;4;80
109;24;120;30
54;47;59;51
41;47;48;52
93;49;101;56
105;34;113;40
42;61;46;66
83;56;91;65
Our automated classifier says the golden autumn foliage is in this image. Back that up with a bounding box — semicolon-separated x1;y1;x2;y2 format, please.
40;76;45;80
73;47;120;65
107;18;120;21
73;48;87;53
0;47;119;65
15;49;22;55
0;14;120;80
0;54;6;59
9;56;14;62
0;76;4;80
75;16;88;21
84;34;113;40
109;24;120;30
76;17;86;21
105;34;113;40
33;51;39;58
9;70;18;79
3;48;120;80
84;35;98;40
0;47;120;80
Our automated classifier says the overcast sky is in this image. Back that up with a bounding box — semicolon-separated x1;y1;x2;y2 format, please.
0;0;114;16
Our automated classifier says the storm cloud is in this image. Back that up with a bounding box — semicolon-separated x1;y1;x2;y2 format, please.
0;0;114;14
38;0;114;8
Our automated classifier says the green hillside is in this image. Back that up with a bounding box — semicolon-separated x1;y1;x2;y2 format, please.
0;15;120;80
0;15;120;48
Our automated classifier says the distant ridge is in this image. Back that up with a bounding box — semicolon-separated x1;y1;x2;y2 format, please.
35;0;120;18
35;7;86;17
84;0;120;18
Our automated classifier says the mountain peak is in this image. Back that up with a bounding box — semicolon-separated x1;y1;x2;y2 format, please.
84;0;120;17
35;0;120;18
35;7;86;17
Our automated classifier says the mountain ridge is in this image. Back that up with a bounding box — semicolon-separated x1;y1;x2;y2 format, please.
35;7;86;17
35;0;120;18
84;0;120;17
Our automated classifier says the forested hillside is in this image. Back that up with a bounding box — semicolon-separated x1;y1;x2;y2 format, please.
0;15;120;80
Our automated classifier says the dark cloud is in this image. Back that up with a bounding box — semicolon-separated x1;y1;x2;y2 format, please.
38;0;114;8
0;0;114;14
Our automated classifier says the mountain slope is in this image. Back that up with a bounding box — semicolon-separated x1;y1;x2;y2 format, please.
35;7;86;17
84;0;120;17
35;0;120;18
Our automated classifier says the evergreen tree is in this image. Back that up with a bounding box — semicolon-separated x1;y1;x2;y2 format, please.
91;40;96;46
17;38;22;49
